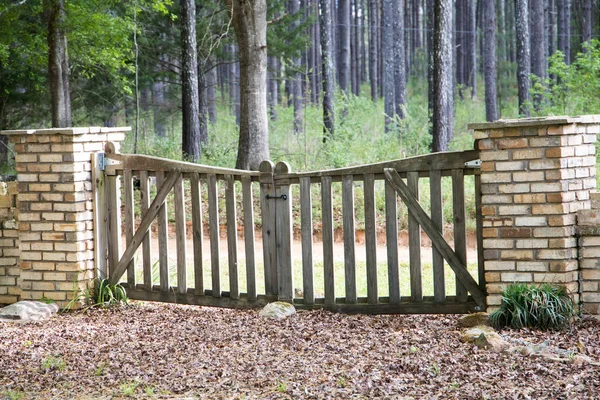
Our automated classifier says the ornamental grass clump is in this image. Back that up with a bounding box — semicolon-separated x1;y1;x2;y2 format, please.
489;283;575;330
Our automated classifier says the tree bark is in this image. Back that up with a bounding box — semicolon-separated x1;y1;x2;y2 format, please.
180;0;201;162
206;57;217;124
557;0;570;63
320;0;335;138
583;0;592;45
268;56;279;120
426;0;434;122
368;0;378;101
483;0;498;121
432;0;453;152
289;0;304;133
360;0;367;83
530;0;546;79
337;0;351;93
225;0;270;170
394;0;406;119
467;0;476;97
383;0;395;130
515;0;531;116
45;0;72;128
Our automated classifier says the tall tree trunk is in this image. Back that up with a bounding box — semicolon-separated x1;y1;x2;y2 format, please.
351;0;361;95
338;0;351;92
360;0;367;83
582;0;592;45
198;61;208;145
377;0;384;97
547;0;556;58
515;0;531;116
557;0;570;63
289;0;304;133
180;0;201;162
320;0;336;138
45;0;71;128
467;0;476;97
225;0;270;170
268;56;279;120
426;0;434;122
432;0;453;152
394;0;407;119
530;0;545;110
369;0;378;101
456;0;465;99
484;0;498;121
383;0;395;130
206;57;217;124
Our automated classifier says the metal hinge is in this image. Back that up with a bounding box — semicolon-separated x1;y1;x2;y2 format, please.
98;153;121;171
464;159;481;168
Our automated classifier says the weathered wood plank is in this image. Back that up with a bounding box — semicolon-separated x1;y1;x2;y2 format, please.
106;175;121;282
430;170;445;303
342;174;356;304
174;172;187;294
385;180;400;304
155;171;169;292
110;170;179;285
123;169;135;287
384;169;486;307
299;177;314;305
475;173;486;292
91;153;107;281
453;169;468;303
207;173;221;298
225;175;239;300
275;162;293;301
259;161;277;296
321;176;335;305
241;176;256;301
364;174;378;305
407;171;422;302
139;170;152;290
190;173;204;295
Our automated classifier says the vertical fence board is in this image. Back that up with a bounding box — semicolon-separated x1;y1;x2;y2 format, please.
106;175;121;280
155;172;170;292
385;180;400;304
407;171;422;302
430;170;445;302
207;174;221;297
191;173;204;295
174;172;187;294
92;154;107;281
226;175;239;300
342;175;357;303
241;176;257;301
123;169;135;287
321;176;335;305
299;177;314;305
139;171;152;290
259;161;277;296
475;173;485;292
452;169;468;303
364;174;378;304
275;163;293;301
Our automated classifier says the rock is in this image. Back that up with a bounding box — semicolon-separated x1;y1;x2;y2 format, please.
458;312;491;328
461;325;509;352
0;301;59;323
259;302;296;320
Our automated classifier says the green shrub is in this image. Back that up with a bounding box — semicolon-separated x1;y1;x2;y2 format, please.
489;283;575;330
64;278;128;310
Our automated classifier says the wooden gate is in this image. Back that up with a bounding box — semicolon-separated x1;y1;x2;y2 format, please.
96;145;486;314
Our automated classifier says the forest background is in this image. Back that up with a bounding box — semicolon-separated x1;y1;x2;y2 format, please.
1;0;600;175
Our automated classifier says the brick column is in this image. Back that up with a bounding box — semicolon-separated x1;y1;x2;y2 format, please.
469;116;599;308
0;181;19;304
1;128;128;306
576;192;600;315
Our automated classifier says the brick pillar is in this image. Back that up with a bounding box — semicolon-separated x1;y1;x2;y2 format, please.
1;128;127;306
0;181;19;304
470;116;599;308
576;192;600;315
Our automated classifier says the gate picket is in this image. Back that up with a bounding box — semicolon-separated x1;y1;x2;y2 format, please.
430;170;445;303
190;173;204;295
342;174;357;304
155;171;170;292
407;171;422;302
207;174;220;298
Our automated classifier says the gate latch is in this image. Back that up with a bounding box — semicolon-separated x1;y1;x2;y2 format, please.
265;194;288;200
464;159;481;168
98;153;121;171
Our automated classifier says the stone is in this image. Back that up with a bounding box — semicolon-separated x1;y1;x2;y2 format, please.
0;301;59;323
460;325;509;352
259;301;296;320
457;312;491;328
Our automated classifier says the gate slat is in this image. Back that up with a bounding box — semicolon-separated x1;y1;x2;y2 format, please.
174;172;187;294
275;162;293;301
452;169;468;303
191;173;204;295
407;171;422;302
123;169;135;287
475;173;485;292
139;171;152;290
364;173;378;304
300;177;314;305
241;176;256;301
385;180;400;304
430;170;445;302
226;175;239;300
106;175;120;280
207;174;221;297
342;174;356;303
259;161;277;296
321;176;335;305
156;171;169;292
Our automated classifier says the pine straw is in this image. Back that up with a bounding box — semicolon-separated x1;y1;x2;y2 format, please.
0;302;599;399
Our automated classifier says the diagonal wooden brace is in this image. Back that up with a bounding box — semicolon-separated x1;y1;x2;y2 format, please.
384;168;487;308
109;170;181;285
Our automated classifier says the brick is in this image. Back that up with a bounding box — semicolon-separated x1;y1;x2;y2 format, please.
549;260;578;272
28;183;51;192
481;206;496;216
501;272;532;282
43;292;67;301
482;194;514;205
39;154;63;162
500;250;533;260
512;149;544;160
498;183;530;194
514;194;546;203
43;272;67;281
537;248;577;259
515;216;547;227
485;261;515;271
549;214;576;226
529;137;561;147
517;262;548;272
515;239;549;248
533;226;574;237
548;238;577;248
546;147;574;158
483;239;514;249
481;173;512;184
482;228;498;238
532;204;569;215
39;174;61;182
499;205;530;215
582;293;600;303
580;247;600;258
499;227;532;238
512;171;544;182
41;212;65;221
580;236;600;247
495;161;526;171
43;252;67;262
531;182;566;193
546;192;575;203
497;138;528;149
32;282;55;291
530;159;565;170
480;151;510;161
582;270;600;280
20;271;43;280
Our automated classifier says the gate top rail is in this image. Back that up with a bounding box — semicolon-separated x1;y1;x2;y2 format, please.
273;150;479;182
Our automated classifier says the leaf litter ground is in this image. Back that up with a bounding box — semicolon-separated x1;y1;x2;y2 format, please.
0;302;598;399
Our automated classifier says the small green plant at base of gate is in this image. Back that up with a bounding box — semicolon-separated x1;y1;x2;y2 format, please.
64;278;128;310
40;355;66;372
489;283;575;330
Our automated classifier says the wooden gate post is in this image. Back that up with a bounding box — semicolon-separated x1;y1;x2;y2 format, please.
274;162;293;301
259;161;278;296
0;127;128;307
